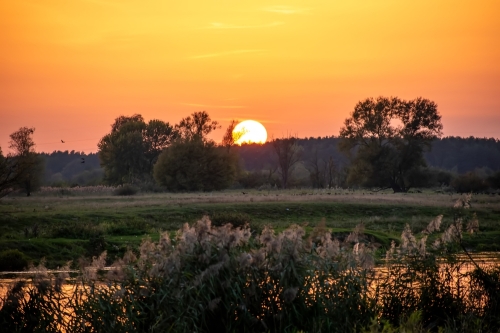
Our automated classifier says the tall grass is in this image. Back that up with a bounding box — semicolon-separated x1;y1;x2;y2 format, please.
1;195;499;332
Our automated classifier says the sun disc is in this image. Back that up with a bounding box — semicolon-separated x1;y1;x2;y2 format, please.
233;120;267;144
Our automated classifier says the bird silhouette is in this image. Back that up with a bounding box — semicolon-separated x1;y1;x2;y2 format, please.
61;140;65;143
242;192;247;195
81;157;85;164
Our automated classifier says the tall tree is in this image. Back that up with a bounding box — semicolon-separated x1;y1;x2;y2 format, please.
339;96;443;192
0;127;44;197
272;135;302;189
154;112;239;191
143;119;177;168
175;111;220;142
98;115;176;185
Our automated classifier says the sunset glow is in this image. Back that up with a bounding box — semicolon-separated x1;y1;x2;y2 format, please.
1;1;499;153
233;120;268;144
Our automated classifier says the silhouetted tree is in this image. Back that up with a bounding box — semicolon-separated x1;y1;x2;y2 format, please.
325;156;337;189
154;139;239;191
143;119;177;168
222;120;245;151
339;97;442;192
272;135;302;189
98;115;176;184
175;111;220;142
154;112;239;191
306;148;326;188
0;127;44;197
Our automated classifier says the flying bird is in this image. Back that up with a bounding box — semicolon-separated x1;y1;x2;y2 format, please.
61;140;65;143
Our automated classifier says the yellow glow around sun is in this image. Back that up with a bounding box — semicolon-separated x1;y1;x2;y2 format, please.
233;120;268;144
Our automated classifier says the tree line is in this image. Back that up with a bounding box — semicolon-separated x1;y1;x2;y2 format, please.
2;96;500;196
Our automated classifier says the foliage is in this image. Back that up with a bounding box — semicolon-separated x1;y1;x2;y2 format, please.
154;138;239;191
98;114;176;185
0;127;45;197
41;151;102;186
221;119;245;150
0;249;29;271
425;136;500;174
272;135;303;189
451;172;489;193
306;148;337;189
175;111;220;142
487;171;500;189
339;97;443;192
0;218;378;332
237;170;273;189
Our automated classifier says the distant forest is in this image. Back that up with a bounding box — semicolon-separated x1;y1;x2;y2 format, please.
40;136;500;188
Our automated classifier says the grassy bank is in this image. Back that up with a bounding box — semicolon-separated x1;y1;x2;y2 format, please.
1;189;499;268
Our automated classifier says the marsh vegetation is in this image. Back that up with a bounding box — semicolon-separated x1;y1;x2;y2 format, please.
1;192;500;331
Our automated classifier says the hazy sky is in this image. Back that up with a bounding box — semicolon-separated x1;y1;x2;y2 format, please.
1;0;499;153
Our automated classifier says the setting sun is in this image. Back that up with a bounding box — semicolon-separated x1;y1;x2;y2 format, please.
233;120;267;145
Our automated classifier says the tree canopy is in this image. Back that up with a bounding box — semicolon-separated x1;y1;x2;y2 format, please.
153;139;239;191
98;115;176;185
175;111;220;142
154;112;238;191
339;96;443;192
1;127;44;197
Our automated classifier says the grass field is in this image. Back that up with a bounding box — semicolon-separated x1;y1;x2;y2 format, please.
1;188;500;269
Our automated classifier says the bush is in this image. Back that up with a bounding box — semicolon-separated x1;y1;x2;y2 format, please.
209;211;251;228
487;171;500;189
113;184;139;196
451;172;489;193
237;171;268;189
153;139;239;192
0;249;29;271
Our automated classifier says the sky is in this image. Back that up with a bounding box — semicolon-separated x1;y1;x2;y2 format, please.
1;0;499;154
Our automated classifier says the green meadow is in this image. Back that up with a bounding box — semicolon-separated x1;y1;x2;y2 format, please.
1;188;499;269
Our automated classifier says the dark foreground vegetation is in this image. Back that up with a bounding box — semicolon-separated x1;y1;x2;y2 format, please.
1;199;500;332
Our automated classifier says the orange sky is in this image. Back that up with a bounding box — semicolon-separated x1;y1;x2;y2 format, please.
1;0;499;153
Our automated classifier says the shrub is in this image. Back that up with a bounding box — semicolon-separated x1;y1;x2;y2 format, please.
48;222;104;239
154;139;239;192
209;211;251;228
0;249;29;271
487;171;500;189
113;184;139;196
451;172;488;193
237;171;268;189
